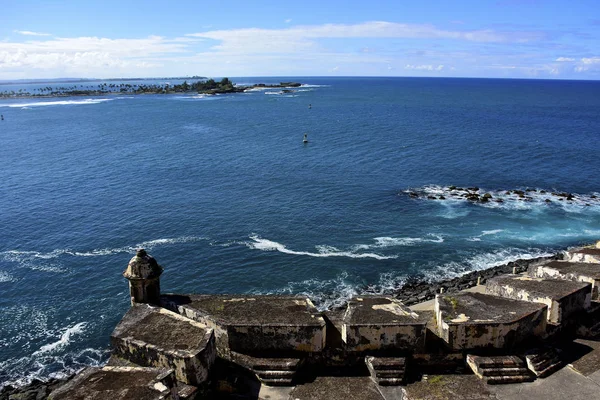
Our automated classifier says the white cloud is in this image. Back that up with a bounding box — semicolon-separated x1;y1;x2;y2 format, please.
405;64;444;71
14;30;51;37
285;19;292;23
186;21;543;56
555;57;575;62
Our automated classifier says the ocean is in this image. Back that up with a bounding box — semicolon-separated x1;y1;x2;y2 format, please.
1;77;599;388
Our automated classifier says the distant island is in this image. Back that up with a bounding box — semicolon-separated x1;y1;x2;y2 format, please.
0;78;302;99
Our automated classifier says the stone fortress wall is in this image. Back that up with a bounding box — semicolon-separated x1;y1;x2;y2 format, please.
43;242;600;399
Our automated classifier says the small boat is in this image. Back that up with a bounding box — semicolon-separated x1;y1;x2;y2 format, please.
303;133;308;144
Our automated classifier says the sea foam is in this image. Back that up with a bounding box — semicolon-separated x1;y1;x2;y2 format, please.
2;99;113;108
245;235;396;260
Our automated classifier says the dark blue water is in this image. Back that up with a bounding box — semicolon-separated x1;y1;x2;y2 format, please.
1;77;599;387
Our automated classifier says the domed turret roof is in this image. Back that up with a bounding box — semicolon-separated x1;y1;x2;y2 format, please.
123;249;163;280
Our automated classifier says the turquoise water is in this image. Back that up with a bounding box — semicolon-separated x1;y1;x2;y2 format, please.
1;77;599;387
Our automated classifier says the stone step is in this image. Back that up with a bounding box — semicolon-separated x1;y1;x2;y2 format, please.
251;358;301;371
372;369;405;378
486;375;536;385
378;378;404;386
255;370;296;379
258;377;294;386
229;351;303;386
467;355;535;385
485;275;591;324
529;261;600;300
365;356;406;386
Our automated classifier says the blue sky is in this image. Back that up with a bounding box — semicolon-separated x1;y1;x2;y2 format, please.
1;0;599;79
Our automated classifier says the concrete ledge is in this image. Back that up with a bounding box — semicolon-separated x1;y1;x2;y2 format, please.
161;294;326;354
564;242;600;264
485;275;591;324
48;366;178;400
435;293;547;350
529;261;600;299
111;304;215;385
342;296;426;352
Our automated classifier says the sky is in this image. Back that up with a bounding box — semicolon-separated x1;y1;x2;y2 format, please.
1;0;599;80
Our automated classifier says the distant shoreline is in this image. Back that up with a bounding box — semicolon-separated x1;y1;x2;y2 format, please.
0;80;302;100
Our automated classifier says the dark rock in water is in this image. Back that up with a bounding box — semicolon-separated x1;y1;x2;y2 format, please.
566;194;574;201
505;191;511;195
496;199;504;203
540;190;546;194
545;199;552;203
448;185;457;190
438;195;446;200
591;195;597;199
467;187;479;192
482;193;492;199
408;192;419;198
427;195;437;200
513;190;525;196
480;197;489;203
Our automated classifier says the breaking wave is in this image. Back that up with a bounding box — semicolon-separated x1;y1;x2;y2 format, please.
2;99;113;108
0;236;208;272
245;235;397;260
33;323;87;355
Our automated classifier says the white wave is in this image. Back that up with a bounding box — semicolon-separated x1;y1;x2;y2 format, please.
264;91;285;95
0;271;16;283
422;247;554;282
1;236;207;261
254;271;358;311
33;322;87;355
481;229;504;236
353;234;443;250
0;347;108;391
245;235;396;260
300;84;329;88
2;99;113;108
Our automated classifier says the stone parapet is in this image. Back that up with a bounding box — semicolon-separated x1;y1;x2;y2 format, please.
111;304;215;385
160;294;326;355
341;296;426;352
435;292;547;350
529;260;600;299
48;366;178;400
485;275;591;324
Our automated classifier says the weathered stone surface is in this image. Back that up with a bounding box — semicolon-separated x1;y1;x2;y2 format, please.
123;249;163;305
485;275;591;324
435;293;547;350
161;294;326;354
48;366;177;400
111;304;215;385
290;376;384;400
564;246;600;264
529;261;600;299
402;374;499;399
342;296;426;352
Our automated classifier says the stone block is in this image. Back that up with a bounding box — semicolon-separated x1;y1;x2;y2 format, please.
564;246;600;264
111;304;215;385
529;261;600;299
161;294;326;354
342;296;426;352
485;275;591;324
48;366;178;400
435;293;547;350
